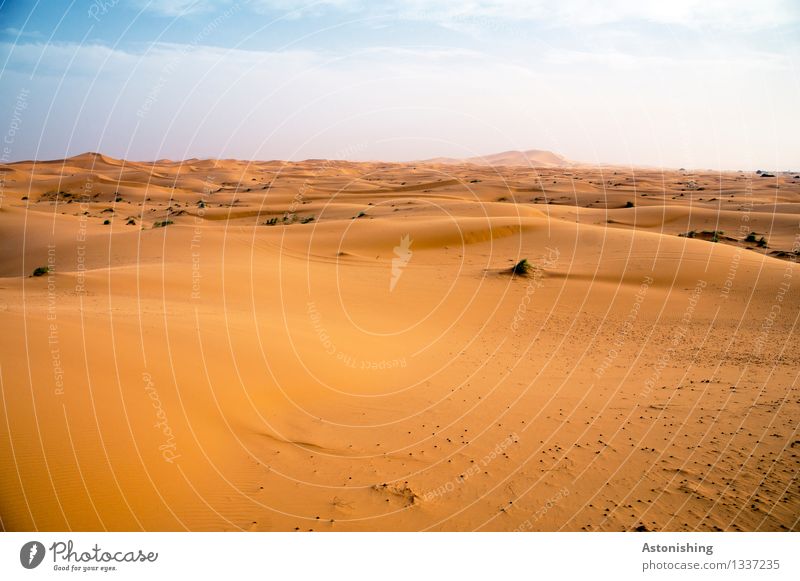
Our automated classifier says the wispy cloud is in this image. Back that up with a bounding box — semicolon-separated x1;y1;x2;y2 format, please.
133;0;220;17
1;27;43;39
0;40;320;78
252;0;800;30
544;47;794;71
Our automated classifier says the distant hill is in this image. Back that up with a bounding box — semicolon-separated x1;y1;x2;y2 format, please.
421;149;573;168
15;149;573;169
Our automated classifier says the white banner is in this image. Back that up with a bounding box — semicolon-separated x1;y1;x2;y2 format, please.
0;533;796;580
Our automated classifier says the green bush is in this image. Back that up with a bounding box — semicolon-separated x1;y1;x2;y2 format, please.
511;258;532;276
32;266;50;277
700;230;724;243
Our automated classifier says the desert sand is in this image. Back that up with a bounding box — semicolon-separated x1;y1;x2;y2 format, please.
0;151;798;532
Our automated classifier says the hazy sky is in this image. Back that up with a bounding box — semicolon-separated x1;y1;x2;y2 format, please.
1;0;798;169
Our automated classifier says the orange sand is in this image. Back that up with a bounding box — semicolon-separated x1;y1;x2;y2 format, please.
0;152;798;531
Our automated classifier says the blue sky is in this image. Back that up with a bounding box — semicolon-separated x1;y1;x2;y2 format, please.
1;0;798;169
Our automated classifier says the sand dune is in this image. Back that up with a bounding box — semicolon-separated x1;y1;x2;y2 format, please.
422;149;573;167
0;154;798;531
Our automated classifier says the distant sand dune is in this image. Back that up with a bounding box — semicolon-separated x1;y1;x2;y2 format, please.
422;149;573;167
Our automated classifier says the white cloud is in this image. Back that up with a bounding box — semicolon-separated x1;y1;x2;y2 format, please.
0;41;318;78
252;0;800;30
544;47;793;71
1;27;43;38
133;0;220;17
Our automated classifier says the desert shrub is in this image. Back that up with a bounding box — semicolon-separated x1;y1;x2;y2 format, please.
511;258;532;276
300;215;315;224
699;230;724;243
757;237;768;248
126;218;136;225
744;232;758;243
681;230;723;242
103;219;110;225
264;217;278;226
32;266;50;277
153;220;174;228
624;201;634;208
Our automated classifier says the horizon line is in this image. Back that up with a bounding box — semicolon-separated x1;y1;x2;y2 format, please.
4;150;797;174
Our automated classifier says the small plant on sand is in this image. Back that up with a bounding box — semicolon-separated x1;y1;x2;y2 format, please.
300;215;315;224
126;218;136;225
511;258;533;276
153;220;174;228
103;219;111;225
355;211;366;219
32;266;50;277
264;217;278;226
624;201;635;208
678;230;696;238
744;232;758;243
699;230;724;243
757;236;768;248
